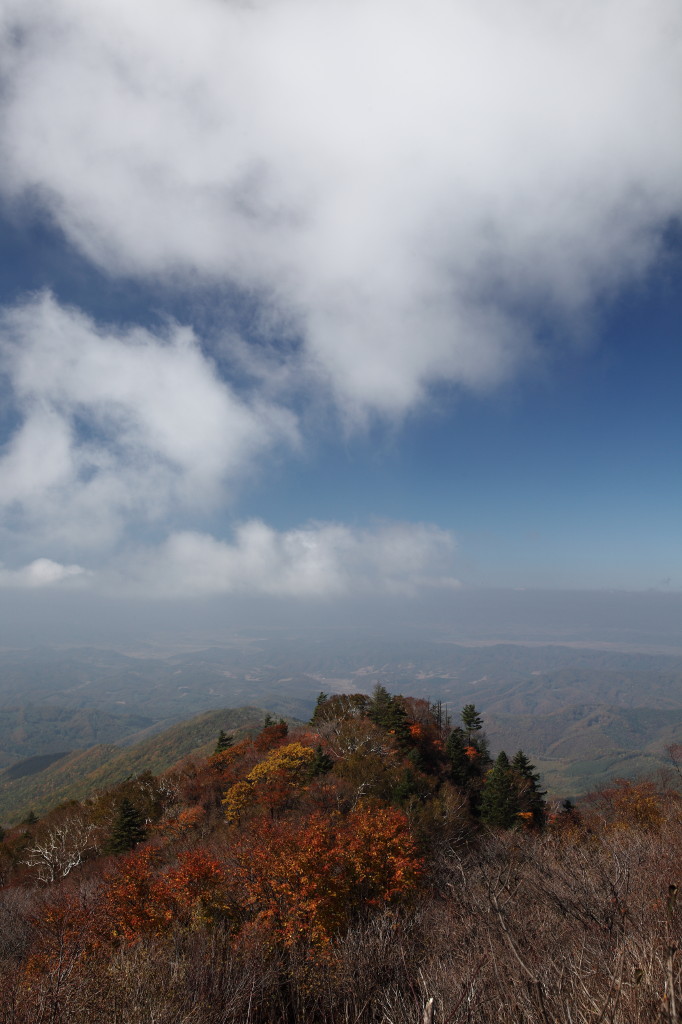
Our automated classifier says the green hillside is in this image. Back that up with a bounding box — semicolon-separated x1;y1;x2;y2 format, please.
484;703;682;797
0;704;154;769
0;706;273;825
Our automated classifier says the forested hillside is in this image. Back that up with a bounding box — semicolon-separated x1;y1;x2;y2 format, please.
1;688;681;1023
0;706;274;825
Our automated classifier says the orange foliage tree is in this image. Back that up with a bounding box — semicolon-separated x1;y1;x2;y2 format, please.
227;805;422;947
96;847;226;943
587;778;669;832
222;742;316;822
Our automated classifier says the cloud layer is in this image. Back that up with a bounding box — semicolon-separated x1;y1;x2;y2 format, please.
0;522;458;598
1;0;681;417
0;0;681;596
120;521;459;598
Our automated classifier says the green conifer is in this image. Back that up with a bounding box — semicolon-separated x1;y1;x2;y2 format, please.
394;767;422;805
367;684;394;727
215;729;233;754
460;704;484;743
480;751;519;829
309;744;334;776
368;684;410;746
510;750;546;824
446;727;470;786
214;733;232;757
310;692;329;724
109;798;147;854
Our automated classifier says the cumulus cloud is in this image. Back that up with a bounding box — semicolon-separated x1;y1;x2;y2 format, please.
0;0;681;596
117;520;459;598
0;293;297;548
0;557;88;588
0;0;680;418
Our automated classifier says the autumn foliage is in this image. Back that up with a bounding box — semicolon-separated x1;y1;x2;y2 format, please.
2;692;682;1023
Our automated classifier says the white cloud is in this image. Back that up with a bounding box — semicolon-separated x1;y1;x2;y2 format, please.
0;0;680;419
0;557;88;588
0;0;680;592
0;294;297;548
117;520;459;598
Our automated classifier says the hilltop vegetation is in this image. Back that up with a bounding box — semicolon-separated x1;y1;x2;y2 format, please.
1;688;681;1023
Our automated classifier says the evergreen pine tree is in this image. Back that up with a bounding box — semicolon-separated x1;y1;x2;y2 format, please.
23;810;38;826
310;692;329;724
214;730;233;754
109;798;147;854
0;824;5;842
309;744;334;776
460;704;484;743
406;745;427;772
394;767;422;805
510;750;546;824
368;684;411;747
480;751;520;829
367;684;394;727
431;699;443;731
446;727;470;787
389;697;411;748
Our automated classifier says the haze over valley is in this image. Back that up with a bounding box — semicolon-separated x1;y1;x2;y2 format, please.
2;585;682;822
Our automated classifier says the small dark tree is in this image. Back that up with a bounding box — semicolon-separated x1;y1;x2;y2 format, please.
394;767;428;805
480;752;519;829
446;727;470;787
367;684;394;727
368;684;410;747
109;798;146;854
214;730;233;754
552;797;582;829
511;749;546;825
461;704;484;743
310;692;329;724
309;744;334;776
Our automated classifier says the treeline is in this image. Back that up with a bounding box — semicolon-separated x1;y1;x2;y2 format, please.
0;687;681;1023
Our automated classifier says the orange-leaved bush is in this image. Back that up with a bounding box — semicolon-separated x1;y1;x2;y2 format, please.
96;847;225;943
222;742;316;822
227;804;421;947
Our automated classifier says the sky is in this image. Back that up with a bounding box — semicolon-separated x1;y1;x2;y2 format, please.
0;0;680;626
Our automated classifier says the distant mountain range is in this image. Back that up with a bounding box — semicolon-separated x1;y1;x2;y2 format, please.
1;635;681;820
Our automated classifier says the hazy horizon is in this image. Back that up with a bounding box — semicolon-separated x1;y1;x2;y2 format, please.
1;586;680;655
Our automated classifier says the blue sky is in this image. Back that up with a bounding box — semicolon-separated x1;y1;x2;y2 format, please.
243;253;682;590
0;0;680;609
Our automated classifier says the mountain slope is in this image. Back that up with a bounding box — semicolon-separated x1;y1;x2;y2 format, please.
0;704;154;770
0;706;273;825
